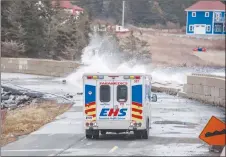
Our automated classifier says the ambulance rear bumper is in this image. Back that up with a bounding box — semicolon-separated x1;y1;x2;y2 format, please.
85;120;145;130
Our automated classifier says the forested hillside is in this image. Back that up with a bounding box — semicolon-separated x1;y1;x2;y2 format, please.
72;0;197;27
1;0;91;60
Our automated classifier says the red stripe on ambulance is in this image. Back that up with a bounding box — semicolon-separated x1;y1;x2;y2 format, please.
85;102;96;107
132;114;142;120
132;108;142;114
85;108;95;114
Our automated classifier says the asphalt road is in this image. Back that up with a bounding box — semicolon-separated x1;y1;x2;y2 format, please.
1;73;225;156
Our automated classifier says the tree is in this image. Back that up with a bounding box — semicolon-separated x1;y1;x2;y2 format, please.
1;0;91;60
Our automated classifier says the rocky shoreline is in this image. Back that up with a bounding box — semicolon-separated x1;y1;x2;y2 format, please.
1;86;44;110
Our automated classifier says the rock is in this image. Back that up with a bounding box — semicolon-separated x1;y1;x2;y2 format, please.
3;91;12;96
1;104;7;109
2;86;23;95
66;94;73;98
12;96;16;100
62;80;67;84
4;95;16;104
26;92;43;98
15;95;30;106
6;104;17;110
1;95;10;101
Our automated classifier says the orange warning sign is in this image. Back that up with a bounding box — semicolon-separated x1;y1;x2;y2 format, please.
199;116;226;146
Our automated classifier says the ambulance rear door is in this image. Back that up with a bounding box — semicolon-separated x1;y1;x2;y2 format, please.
113;75;131;121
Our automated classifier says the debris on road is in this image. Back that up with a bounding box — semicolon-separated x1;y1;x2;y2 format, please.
65;93;73;98
77;92;83;95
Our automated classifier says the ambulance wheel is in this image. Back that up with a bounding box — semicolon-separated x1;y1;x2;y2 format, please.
101;131;106;135
86;134;92;139
134;131;142;139
93;134;99;139
143;120;149;139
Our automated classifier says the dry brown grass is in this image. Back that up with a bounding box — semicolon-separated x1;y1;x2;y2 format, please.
0;101;72;146
120;31;225;67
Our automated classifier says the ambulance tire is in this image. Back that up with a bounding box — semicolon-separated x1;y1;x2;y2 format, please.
134;131;142;139
86;134;92;139
101;131;106;135
85;130;93;139
93;134;99;139
143;120;149;139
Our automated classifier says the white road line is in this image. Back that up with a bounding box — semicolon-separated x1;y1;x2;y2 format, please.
2;149;62;152
108;146;118;153
48;153;56;156
86;142;92;146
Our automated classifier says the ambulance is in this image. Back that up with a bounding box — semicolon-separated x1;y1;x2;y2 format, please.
83;73;157;139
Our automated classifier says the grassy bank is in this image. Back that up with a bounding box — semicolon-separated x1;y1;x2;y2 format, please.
0;101;72;146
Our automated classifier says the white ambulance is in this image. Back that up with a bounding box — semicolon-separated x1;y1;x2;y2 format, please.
83;73;157;139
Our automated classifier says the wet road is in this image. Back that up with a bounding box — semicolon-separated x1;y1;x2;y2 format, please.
1;73;225;156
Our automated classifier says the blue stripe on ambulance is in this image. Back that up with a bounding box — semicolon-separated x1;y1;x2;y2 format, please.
85;85;96;120
132;85;143;121
85;85;96;105
132;85;142;105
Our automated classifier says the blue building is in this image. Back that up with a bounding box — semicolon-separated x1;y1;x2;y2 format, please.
185;1;225;35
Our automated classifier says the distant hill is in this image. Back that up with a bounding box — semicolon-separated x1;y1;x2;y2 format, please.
72;0;197;27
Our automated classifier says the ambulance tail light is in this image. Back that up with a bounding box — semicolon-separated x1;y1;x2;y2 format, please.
130;121;142;127
85;121;97;127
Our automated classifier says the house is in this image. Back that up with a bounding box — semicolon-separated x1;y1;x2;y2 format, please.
52;0;84;18
185;1;226;35
91;19;114;32
115;25;130;33
91;19;131;35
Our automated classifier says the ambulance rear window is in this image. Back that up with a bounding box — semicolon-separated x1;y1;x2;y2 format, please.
117;85;128;102
100;85;110;102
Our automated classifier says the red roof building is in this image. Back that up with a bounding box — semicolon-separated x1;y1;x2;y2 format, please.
185;1;225;11
52;0;84;15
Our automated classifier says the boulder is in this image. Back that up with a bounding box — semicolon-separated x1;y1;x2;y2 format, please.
26;92;43;98
1;95;10;101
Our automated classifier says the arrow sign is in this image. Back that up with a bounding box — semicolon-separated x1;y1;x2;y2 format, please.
199;116;226;146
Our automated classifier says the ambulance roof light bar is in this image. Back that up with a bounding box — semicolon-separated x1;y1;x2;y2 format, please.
87;75;140;79
124;75;140;79
87;76;104;79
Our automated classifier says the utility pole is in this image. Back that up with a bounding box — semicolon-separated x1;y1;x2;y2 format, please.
122;0;125;28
